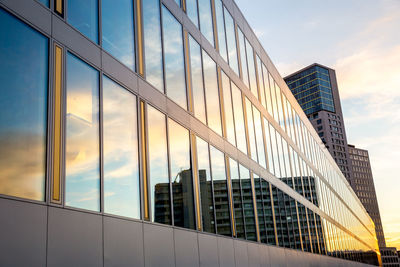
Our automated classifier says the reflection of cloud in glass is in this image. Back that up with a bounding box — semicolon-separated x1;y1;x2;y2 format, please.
65;53;100;212
143;0;164;91
245;98;257;162
198;0;214;46
103;76;140;219
186;0;199;27
237;28;249;88
215;0;227;62
0;9;48;201
162;6;187;110
67;0;99;43
203;51;222;135
231;82;247;153
102;0;135;70
224;8;239;75
221;72;235;145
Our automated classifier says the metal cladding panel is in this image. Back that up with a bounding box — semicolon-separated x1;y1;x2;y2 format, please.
143;223;175;267
234;239;249;267
258;244;271;267
247;242;261;267
174;228;200;267
198;234;219;267
217;237;235;267
47;207;103;267
0;198;47;267
103;216;144;267
268;246;286;267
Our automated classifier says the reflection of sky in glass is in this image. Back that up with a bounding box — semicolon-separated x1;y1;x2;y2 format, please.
262;64;273;116
202;51;222;135
245;98;257;162
174;0;181;7
264;119;275;175
186;0;199;28
169;119;195;229
253;107;266;169
231;83;247;153
270;126;280;177
66;53;100;211
245;39;258;98
143;0;164;91
147;106;171;224
38;0;49;7
102;0;135;70
215;0;227;62
224;8;239;76
0;9;47;201
275;85;285;128
256;56;267;108
189;36;206;124
162;6;187;110
276;132;285;179
198;0;214;46
67;0;99;44
221;72;235;145
103;76;140;219
237;29;249;88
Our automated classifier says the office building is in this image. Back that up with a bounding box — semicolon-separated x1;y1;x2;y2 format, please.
380;247;400;266
284;64;353;181
0;0;380;266
348;145;386;248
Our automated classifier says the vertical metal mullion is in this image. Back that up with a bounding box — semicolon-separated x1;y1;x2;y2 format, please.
250;105;259;163
269;184;278;246
184;30;193;113
166;116;174;226
140;101;150;221
250;172;260;242
210;0;218;50
99;71;104;214
234;23;243;80
217;67;227;139
241;94;251;158
224;156;235;237
237;166;247;240
136;0;145;77
208;143;217;234
55;0;64;17
159;1;167;94
190;134;202;231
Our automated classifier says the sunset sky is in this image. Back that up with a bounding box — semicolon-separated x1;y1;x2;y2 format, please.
235;0;400;249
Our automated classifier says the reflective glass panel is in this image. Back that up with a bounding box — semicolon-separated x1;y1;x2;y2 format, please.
240;166;256;241
39;0;49;7
245;39;258;98
214;0;227;62
256;56;266;108
254;174;266;243
253;107;266;168
221;71;235;145
245;98;257;162
189;36;206;124
231;82;247;153
143;0;164;91
148;106;171;224
262;65;273;116
263;119;274;175
198;0;214;46
103;76;140;218
237;28;249;87
261;180;276;245
174;0;181;7
0;9;48;201
67;0;98;43
186;0;199;27
224;7;239;75
210;146;231;236
229;158;245;239
203;51;222;135
162;6;187;109
66;53;100;211
102;0;135;70
169;119;195;229
197;137;216;233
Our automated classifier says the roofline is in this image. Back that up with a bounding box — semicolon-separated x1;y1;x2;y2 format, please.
283;63;335;80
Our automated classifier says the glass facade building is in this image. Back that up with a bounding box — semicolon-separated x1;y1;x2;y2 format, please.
0;1;380;266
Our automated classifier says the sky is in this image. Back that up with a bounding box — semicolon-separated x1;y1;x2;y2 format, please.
235;0;400;250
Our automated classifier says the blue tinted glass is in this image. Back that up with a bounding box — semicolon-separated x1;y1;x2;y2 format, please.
0;8;48;201
66;53;100;211
174;0;181;7
143;0;164;91
102;0;135;70
224;8;239;76
38;0;49;7
162;6;187;110
215;0;227;62
103;76;140;219
67;0;99;43
186;0;199;28
198;0;214;46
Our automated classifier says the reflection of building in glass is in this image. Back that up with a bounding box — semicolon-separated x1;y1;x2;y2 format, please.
380;247;400;267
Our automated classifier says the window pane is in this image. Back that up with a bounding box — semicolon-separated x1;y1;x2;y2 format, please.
189;35;206;124
240;165;256;241
254;174;266;242
229;158;245;239
245;98;257;162
214;0;227;62
202;51;222;135
38;0;49;7
148;106;171;225
237;28;249;87
0;9;48;201
162;6;187;110
103;76;140;219
174;0;181;7
143;0;164;91
197;137;215;233
264;119;274;175
221;71;235;145
224;8;239;76
261;180;275;245
262;65;273;116
231;82;247;153
66;53;100;211
67;0;98;43
210;146;231;236
256;56;266;109
198;0;214;46
253;107;266;168
245;39;258;98
186;0;199;28
168;119;195;229
102;0;135;70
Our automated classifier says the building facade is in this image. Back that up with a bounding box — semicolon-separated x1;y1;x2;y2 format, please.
348;145;386;248
284;64;353;182
0;0;380;266
380;247;400;267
